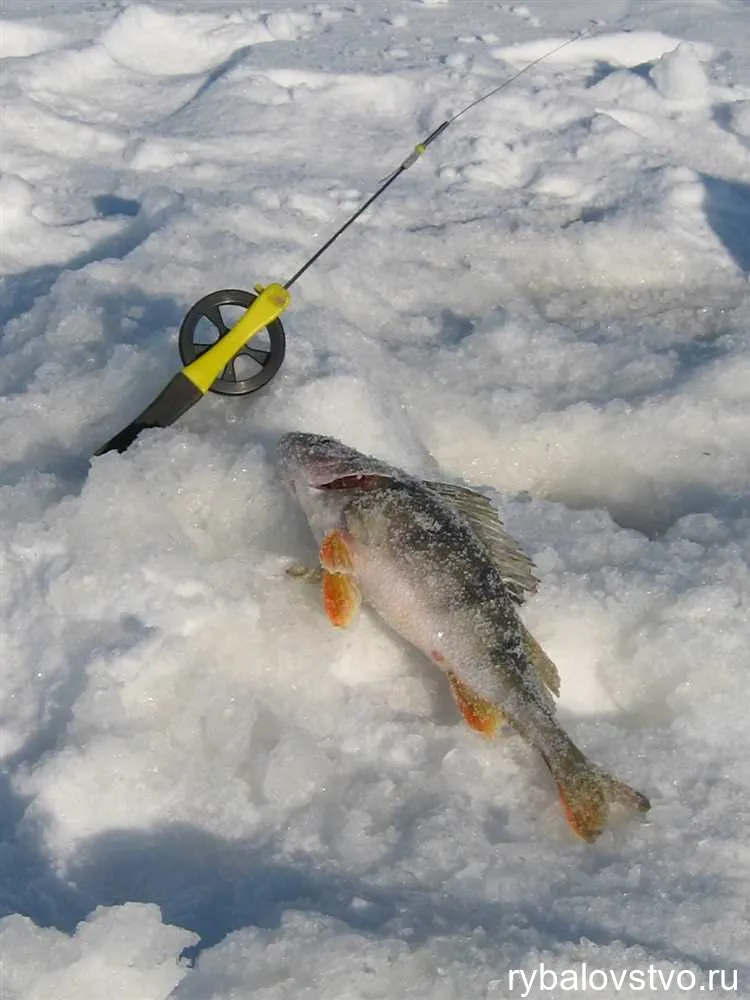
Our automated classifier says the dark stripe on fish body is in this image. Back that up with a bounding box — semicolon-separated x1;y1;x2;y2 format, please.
318;474;393;491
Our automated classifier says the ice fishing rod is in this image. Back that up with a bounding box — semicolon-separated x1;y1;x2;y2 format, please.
95;24;595;456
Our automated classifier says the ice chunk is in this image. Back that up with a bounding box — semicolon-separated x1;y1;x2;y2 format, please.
0;904;196;1000
650;43;710;104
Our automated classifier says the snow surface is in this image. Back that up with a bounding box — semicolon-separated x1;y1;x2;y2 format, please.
1;0;750;996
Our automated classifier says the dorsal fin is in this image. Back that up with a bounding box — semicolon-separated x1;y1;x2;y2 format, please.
520;621;561;700
425;481;539;602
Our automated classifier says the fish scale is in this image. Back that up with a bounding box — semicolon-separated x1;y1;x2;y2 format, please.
279;431;651;841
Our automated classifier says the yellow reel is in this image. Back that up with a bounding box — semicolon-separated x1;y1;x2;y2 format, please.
179;284;290;396
95;282;291;454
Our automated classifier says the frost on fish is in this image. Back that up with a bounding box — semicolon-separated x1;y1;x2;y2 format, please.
279;432;650;842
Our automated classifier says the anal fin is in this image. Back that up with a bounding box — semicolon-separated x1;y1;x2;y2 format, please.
448;673;503;738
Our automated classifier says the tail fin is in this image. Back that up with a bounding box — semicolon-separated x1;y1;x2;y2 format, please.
543;744;650;843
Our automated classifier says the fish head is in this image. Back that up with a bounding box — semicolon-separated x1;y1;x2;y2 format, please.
278;432;375;488
277;432;397;540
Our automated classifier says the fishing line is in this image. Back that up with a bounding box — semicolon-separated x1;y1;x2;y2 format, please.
95;21;598;455
284;21;596;289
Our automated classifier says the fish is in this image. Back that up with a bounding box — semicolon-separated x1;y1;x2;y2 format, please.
278;431;650;842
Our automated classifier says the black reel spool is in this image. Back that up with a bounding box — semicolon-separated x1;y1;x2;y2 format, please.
178;288;286;396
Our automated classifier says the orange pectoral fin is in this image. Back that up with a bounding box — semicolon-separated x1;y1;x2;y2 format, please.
320;530;360;627
323;570;361;627
448;673;502;738
320;528;354;573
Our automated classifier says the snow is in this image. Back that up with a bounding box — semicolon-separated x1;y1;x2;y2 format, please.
0;0;749;996
0;904;195;1000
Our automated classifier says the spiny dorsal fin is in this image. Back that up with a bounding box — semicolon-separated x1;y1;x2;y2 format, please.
425;481;540;602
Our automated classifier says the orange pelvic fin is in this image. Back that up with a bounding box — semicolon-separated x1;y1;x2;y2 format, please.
322;570;361;627
448;673;502;738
